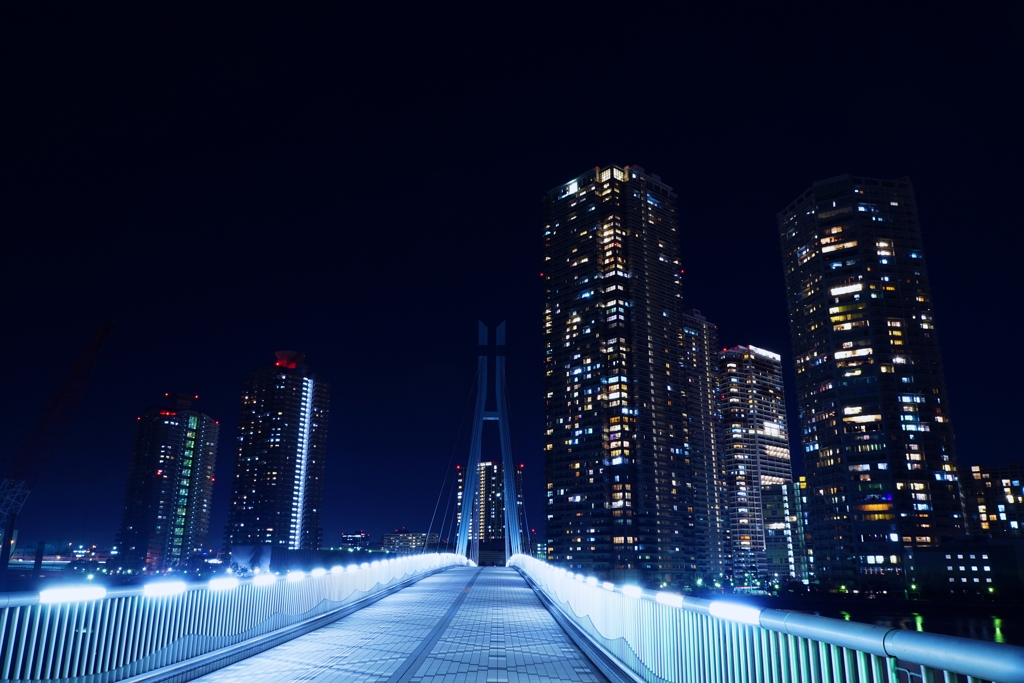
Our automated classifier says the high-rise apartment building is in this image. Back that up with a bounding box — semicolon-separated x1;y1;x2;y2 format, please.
224;351;330;551
962;464;1023;538
680;309;727;581
456;461;525;543
778;175;963;587
791;476;813;582
543;164;691;586
720;345;796;584
456;461;527;564
116;394;218;572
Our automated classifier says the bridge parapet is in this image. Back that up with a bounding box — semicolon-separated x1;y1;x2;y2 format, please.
509;554;1024;683
0;553;468;682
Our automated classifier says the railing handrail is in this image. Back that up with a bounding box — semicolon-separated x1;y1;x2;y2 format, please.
510;554;1024;683
0;552;469;682
0;555;448;608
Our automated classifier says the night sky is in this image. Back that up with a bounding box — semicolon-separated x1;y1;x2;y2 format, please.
3;4;1021;550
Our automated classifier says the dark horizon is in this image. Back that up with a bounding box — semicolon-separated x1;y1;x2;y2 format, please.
2;4;1021;549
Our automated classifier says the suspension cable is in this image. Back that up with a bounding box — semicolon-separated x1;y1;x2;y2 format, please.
422;372;476;554
503;376;532;557
435;466;458;552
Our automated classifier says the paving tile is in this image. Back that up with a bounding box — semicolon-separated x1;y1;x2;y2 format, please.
192;567;606;683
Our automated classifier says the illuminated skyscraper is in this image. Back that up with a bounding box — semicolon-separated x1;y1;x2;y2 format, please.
543;164;691;586
455;460;527;564
778;175;963;588
719;346;795;584
224;351;330;551
681;310;727;581
116;394;218;572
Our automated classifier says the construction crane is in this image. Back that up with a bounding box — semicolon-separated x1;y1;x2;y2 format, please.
0;321;113;583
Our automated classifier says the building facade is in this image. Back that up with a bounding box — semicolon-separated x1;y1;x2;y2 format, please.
116;394;218;573
778;175;963;588
720;345;796;585
456;460;527;564
791;476;814;582
224;351;330;551
962;464;1024;538
543;164;690;587
382;531;440;554
905;538;1024;600
339;531;372;549
680;309;727;582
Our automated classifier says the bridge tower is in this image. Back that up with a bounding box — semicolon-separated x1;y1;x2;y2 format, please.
455;322;524;565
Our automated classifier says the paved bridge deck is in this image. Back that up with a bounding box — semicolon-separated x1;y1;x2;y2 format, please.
194;566;608;683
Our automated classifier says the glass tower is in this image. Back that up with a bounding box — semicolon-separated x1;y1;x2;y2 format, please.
720;345;795;585
116;394;218;573
778;174;963;588
224;351;330;551
543;164;691;587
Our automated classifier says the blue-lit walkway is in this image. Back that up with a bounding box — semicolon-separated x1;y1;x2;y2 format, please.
193;567;607;683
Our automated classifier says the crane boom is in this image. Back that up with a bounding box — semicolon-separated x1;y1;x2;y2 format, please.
0;321;113;580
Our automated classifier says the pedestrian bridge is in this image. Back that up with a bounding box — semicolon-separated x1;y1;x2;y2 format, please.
1;554;1022;683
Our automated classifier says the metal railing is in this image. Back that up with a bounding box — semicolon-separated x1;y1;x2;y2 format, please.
0;553;468;682
509;554;1024;683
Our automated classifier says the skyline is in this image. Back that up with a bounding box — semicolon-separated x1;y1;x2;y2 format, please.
3;4;1022;548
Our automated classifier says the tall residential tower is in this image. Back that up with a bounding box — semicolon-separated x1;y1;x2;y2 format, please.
456;461;527;564
681;310;727;582
719;345;796;584
778;175;963;587
543;165;691;586
224;351;330;551
116;394;218;572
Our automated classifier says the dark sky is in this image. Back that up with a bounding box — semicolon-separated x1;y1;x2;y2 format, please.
3;4;1021;550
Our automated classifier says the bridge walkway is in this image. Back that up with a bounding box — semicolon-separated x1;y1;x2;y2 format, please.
192;566;608;683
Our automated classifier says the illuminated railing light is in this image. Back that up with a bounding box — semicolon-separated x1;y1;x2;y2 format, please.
371;561;380;567
331;566;345;574
253;573;277;586
208;577;239;591
39;586;106;604
143;581;187;598
574;574;584;582
586;576;598;586
286;570;305;582
360;562;370;569
655;592;683;608
708;600;762;626
621;585;643;598
347;564;360;572
602;581;615;591
311;567;327;577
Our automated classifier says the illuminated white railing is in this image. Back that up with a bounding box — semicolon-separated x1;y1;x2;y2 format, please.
509;554;1024;683
0;553;467;682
